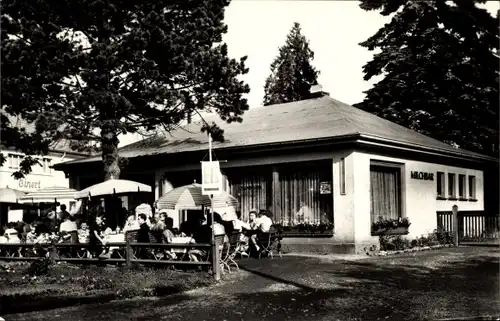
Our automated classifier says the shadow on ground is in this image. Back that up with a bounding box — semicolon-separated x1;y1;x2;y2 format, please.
6;248;500;321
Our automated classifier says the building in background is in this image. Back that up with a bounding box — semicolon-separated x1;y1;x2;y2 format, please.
0;115;92;223
54;90;498;253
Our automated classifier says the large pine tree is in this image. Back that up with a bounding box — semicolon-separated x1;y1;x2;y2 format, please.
1;0;250;180
263;22;319;106
355;0;499;156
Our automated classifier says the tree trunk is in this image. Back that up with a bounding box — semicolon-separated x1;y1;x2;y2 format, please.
101;126;120;181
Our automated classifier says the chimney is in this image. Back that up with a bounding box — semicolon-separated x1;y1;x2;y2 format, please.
309;84;329;98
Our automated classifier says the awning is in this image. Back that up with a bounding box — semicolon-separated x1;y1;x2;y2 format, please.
19;186;77;203
0;187;27;204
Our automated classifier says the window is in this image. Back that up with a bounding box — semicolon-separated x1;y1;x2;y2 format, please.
339;157;346;195
278;168;332;225
436;172;445;197
43;158;52;173
370;164;402;222
468;176;476;199
229;170;272;222
7;154;22;169
458;174;466;199
448;173;456;198
228;163;333;227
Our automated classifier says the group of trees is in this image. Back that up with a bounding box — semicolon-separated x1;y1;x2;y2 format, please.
1;0;498;181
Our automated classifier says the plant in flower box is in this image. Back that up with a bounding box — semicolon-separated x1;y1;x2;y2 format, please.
274;220;334;236
371;216;410;235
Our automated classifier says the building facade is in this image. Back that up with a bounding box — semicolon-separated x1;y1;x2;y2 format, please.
55;94;497;253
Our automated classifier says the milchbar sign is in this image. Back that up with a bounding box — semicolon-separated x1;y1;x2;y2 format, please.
410;171;434;181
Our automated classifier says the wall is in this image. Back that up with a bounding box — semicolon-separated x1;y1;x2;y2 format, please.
0;151;78;223
352;151;485;249
0;151;75;192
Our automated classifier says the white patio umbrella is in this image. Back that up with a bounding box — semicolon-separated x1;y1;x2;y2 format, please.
156;183;238;212
0;188;27;205
19;186;77;203
74;179;152;199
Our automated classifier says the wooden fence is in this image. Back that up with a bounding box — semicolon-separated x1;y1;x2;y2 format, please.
0;238;222;278
437;211;500;244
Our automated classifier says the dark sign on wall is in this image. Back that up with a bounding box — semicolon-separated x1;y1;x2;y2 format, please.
410;171;434;181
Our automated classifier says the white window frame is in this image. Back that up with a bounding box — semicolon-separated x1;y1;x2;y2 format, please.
7;153;22;170
436;172;445;198
458;174;466;199
468;176;476;199
447;173;456;199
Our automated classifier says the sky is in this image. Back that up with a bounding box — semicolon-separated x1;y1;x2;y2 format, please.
119;0;499;147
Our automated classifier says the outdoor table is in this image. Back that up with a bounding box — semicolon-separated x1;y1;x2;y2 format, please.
170;236;196;254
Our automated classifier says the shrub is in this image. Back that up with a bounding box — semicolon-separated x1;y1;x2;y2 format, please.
26;258;53;276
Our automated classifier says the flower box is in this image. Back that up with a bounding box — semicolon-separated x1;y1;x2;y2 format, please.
371;226;409;236
274;223;334;238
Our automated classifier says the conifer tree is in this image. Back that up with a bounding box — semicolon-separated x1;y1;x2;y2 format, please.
263;22;319;106
355;0;499;156
1;0;250;179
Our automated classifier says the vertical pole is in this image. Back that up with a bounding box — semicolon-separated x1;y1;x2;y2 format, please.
126;236;132;268
452;205;459;247
208;132;220;280
208;133;213;162
210;194;220;281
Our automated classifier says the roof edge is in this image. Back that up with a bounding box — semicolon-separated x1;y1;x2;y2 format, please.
359;134;498;163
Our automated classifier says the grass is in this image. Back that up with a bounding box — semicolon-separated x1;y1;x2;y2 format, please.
0;260;214;314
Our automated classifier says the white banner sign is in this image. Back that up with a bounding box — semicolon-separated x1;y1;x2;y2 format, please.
201;161;222;195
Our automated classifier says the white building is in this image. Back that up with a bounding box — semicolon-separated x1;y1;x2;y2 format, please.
55;92;498;253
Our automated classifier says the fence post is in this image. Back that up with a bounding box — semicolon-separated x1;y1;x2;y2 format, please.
125;238;132;268
50;240;58;262
452;205;459;247
212;239;221;281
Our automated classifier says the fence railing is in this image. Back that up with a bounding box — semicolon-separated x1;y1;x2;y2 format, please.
0;238;220;277
437;211;500;243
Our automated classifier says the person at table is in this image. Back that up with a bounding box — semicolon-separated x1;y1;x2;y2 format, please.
137;213;151;243
90;214;112;258
59;212;78;243
248;209;258;230
249;210;274;254
123;214;140;234
180;212;203;237
161;217;177;259
190;213;227;262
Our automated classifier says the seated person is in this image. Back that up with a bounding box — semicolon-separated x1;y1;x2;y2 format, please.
160;217;177;259
190;213;227;262
78;222;90;244
249;209;274;254
4;226;21;244
180;212;204;237
25;223;38;243
136;213;151;243
123;215;140;233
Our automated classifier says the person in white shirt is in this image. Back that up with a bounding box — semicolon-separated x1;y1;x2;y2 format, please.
296;201;314;223
59;212;78;233
249;209;274;253
256;210;273;233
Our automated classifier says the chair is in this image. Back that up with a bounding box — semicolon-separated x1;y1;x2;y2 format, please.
256;229;282;259
221;232;242;273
